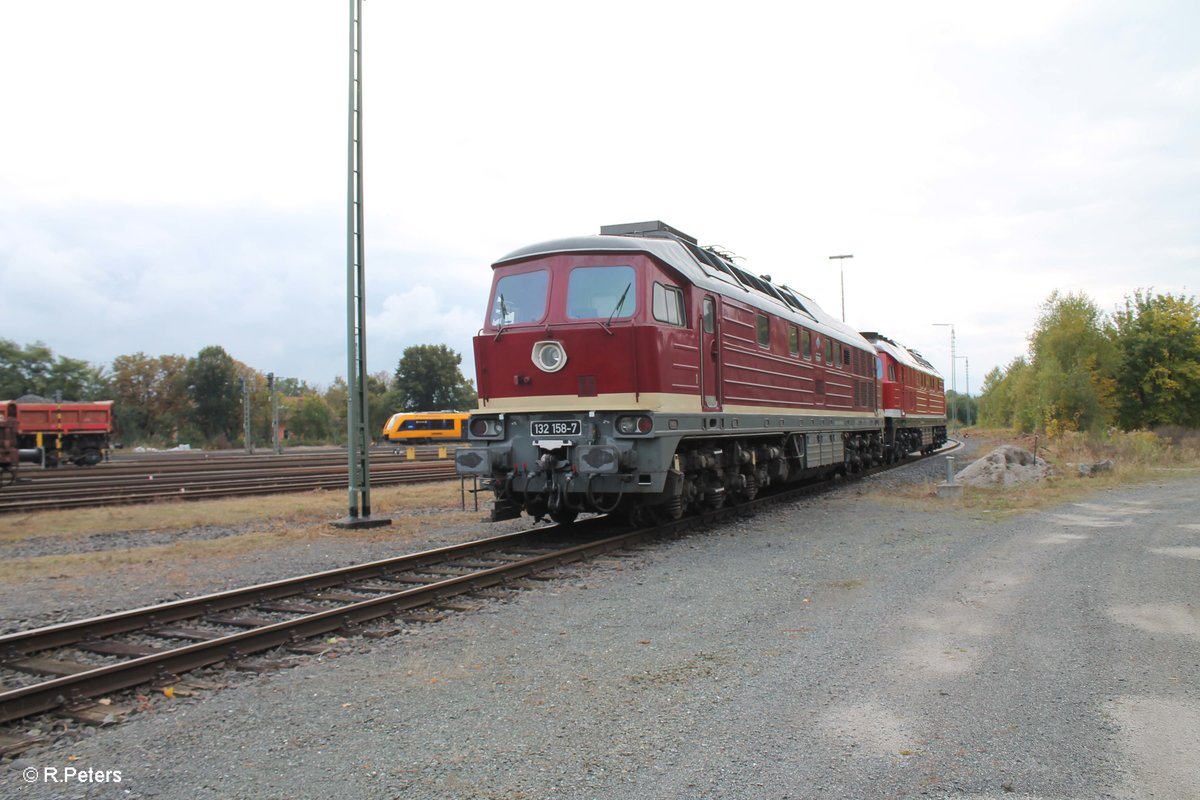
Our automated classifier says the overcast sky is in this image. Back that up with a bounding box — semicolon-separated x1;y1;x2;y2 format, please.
2;1;1196;397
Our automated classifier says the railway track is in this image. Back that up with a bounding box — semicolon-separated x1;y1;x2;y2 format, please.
0;520;643;726
0;444;959;731
0;448;456;513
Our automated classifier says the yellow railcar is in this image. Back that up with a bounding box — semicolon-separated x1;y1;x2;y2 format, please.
382;411;470;444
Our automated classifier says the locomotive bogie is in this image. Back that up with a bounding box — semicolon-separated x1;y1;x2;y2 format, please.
457;407;886;522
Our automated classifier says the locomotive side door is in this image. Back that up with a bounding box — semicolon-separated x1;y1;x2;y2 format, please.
700;295;722;410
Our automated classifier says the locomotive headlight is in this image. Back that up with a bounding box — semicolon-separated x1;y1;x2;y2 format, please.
616;415;653;435
469;417;503;438
531;341;567;373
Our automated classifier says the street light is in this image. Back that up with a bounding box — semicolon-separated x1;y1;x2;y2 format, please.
829;254;853;321
933;323;956;427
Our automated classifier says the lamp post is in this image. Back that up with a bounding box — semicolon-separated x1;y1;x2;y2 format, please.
829;254;853;322
933;323;956;427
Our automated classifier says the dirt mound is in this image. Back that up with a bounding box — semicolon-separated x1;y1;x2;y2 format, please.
958;445;1054;487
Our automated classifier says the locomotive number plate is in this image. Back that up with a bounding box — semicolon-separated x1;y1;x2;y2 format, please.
531;420;581;437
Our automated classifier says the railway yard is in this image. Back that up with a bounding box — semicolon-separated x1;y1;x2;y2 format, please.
1;439;1198;799
0;447;455;514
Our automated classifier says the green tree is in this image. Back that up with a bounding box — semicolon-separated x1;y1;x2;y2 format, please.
285;393;337;444
946;390;977;426
323;377;349;445
185;346;242;444
0;340;52;398
0;340;108;400
1020;291;1118;434
366;371;392;439
978;358;1028;429
47;356;110;400
319;371;393;443
274;377;311;397
391;344;477;412
110;352;190;443
1112;290;1200;429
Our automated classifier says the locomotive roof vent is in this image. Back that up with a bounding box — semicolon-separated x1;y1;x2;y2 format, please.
600;220;698;244
598;221;819;322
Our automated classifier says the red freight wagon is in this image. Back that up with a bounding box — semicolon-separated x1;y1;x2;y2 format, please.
6;400;113;466
0;402;19;485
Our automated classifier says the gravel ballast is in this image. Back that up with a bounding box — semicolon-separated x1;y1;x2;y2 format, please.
3;449;1198;799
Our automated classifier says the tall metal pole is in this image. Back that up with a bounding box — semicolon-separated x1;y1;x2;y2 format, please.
337;0;389;529
242;375;253;454
933;323;956;427
829;255;853;322
269;373;281;455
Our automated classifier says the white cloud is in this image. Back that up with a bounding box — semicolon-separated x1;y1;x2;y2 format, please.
1;0;1197;394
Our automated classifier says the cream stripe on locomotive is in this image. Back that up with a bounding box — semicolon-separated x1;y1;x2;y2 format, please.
476;392;879;420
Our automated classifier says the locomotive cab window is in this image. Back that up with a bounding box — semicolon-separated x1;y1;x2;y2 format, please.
702;298;716;333
756;314;770;347
788;326;799;356
802;330;812;359
567;265;637;320
652;283;686;326
491;270;548;326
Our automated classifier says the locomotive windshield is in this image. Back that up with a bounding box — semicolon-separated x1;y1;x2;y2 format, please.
566;265;637;320
491;270;548;326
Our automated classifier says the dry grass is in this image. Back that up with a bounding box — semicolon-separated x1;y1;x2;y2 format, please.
874;428;1200;518
0;481;470;542
7;428;1199;582
0;481;484;584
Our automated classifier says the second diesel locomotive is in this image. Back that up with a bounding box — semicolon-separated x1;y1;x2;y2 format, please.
455;221;946;523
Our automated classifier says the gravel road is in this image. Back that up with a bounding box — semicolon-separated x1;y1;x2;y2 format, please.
3;452;1198;799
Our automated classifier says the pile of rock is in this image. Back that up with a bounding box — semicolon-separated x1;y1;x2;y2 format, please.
956;445;1054;487
1076;459;1114;477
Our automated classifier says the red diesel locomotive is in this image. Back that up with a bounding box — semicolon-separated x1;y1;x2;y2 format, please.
455;221;946;523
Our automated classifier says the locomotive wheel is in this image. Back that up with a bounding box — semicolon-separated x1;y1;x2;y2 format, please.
740;470;759;502
681;474;702;516
625;505;650;528
549;506;578;525
526;497;549;520
705;486;726;510
663;492;685;520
